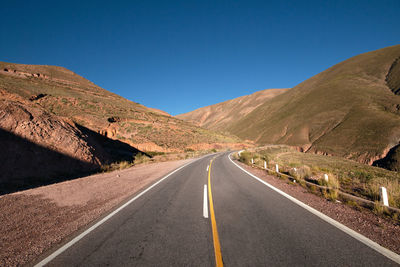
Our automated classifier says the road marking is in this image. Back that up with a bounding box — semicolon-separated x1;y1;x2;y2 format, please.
228;153;400;264
34;158;203;267
207;165;209;172
208;159;224;267
203;185;208;218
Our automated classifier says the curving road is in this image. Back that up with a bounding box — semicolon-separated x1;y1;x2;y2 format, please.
36;152;399;266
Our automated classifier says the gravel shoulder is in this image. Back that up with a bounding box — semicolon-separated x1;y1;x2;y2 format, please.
0;158;192;266
236;160;400;255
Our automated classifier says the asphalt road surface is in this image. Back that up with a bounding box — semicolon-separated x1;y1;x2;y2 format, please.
37;152;399;266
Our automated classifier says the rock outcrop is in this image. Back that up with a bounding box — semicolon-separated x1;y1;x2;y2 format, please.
0;90;141;194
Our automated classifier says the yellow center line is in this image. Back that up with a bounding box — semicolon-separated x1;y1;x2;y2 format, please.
208;159;224;267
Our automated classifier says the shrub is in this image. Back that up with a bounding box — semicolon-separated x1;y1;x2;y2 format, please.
100;161;133;172
319;173;340;201
289;166;311;181
134;153;150;164
322;188;339;201
239;151;253;164
373;201;387;216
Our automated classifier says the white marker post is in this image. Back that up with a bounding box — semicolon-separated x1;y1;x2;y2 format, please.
380;187;389;207
275;164;279;173
324;174;329;182
264;161;267;169
251;158;254;164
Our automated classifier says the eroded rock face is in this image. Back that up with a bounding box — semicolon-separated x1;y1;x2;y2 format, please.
0;97;104;194
0;100;100;164
29;93;47;101
0;68;49;79
373;144;400;171
0;88;144;194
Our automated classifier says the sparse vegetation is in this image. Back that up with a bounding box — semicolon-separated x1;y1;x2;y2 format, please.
0;61;243;154
180;45;400;172
288;166;311;181
238;151;253;165
101;161;134;172
373;201;388;216
133;152;151;165
318;173;340;189
238;145;400;209
177;89;288;131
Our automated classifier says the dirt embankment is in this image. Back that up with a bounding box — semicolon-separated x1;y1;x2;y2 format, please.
0;159;192;266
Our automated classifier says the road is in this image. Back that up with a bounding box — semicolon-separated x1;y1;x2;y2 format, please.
37;152;399;266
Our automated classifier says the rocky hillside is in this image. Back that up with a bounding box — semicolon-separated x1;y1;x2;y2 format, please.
176;89;288;131
228;45;400;170
0;89;136;193
0;61;242;153
0;62;245;194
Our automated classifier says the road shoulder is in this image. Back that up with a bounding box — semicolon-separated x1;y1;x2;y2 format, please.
232;158;400;256
0;159;192;267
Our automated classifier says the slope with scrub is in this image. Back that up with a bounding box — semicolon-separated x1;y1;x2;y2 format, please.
176;88;288;131
228;45;400;170
0;61;242;153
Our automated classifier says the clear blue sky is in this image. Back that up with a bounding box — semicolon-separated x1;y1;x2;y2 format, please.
1;1;399;115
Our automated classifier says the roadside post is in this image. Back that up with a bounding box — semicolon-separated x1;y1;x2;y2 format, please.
380;187;389;207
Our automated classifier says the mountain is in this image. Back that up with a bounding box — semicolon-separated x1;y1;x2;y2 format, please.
0;62;241;152
176;89;288;131
178;45;400;171
0;62;244;193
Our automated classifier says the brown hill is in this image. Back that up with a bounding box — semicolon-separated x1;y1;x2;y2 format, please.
227;45;400;170
176;89;288;131
0;61;241;153
0;62;245;193
0;89;143;194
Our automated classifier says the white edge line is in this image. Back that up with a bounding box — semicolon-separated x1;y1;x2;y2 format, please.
228;153;400;264
203;184;209;218
35;157;203;267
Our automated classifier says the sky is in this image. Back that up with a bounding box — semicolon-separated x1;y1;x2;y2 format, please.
0;1;399;115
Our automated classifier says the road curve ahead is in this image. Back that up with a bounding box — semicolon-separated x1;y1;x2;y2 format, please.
37;152;399;266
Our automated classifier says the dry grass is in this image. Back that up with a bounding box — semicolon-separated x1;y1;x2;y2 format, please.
288;166;312;181
240;146;400;209
229;45;400;172
100;161;134;172
318;174;340;201
0;61;242;153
